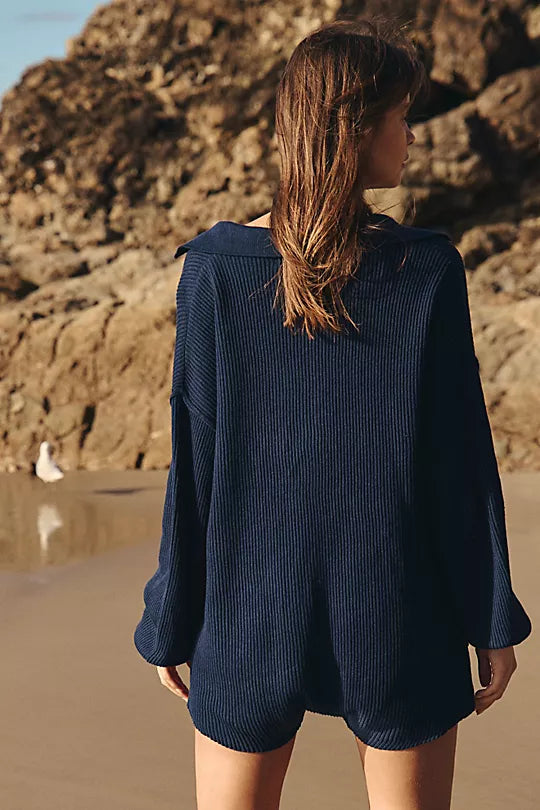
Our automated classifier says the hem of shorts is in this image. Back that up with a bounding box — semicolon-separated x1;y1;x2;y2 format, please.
305;703;343;718
342;699;476;751
186;703;305;754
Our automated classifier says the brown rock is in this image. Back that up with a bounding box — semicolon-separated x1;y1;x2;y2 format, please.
0;0;538;471
430;0;538;95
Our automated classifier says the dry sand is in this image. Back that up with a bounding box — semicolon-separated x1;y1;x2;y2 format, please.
0;469;538;809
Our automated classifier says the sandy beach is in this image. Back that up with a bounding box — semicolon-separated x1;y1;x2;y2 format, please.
0;468;537;809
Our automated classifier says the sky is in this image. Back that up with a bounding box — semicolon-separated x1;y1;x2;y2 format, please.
0;0;101;105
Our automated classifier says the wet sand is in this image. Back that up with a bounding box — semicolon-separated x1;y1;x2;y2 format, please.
0;469;538;809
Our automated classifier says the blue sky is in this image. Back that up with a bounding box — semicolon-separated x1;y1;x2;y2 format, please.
0;1;100;105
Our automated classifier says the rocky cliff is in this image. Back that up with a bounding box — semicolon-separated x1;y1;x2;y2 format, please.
0;0;539;472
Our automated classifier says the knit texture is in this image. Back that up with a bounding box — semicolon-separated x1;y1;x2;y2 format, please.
133;213;532;752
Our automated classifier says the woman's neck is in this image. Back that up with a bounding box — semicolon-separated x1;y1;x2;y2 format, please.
244;212;271;227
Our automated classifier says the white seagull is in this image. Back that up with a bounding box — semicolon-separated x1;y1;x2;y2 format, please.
35;441;64;482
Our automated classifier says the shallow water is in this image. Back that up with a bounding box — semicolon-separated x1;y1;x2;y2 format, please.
0;469;168;571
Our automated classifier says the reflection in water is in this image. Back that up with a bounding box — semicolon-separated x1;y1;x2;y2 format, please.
0;469;168;572
36;504;63;565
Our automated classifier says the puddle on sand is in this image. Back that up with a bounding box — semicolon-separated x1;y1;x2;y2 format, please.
0;469;168;571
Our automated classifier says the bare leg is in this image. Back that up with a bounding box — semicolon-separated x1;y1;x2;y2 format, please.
354;723;458;810
194;727;297;810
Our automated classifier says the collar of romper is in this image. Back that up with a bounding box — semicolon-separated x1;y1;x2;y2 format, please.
173;213;450;259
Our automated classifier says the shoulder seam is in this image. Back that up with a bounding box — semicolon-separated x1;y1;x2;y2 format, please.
169;391;216;432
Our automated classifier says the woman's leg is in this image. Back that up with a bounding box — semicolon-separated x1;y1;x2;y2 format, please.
353;723;458;810
194;727;297;810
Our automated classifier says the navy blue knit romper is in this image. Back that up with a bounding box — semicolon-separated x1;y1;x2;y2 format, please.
133;213;532;752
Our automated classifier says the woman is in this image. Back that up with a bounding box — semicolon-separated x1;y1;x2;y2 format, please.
133;17;532;810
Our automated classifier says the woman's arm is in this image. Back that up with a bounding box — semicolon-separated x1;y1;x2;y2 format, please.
422;243;532;650
133;252;216;666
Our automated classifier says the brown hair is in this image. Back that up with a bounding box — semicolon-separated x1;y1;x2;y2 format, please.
268;17;427;339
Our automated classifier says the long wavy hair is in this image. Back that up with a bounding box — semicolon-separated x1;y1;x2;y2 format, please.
268;17;428;339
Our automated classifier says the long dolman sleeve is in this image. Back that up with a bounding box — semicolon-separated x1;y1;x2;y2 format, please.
133;251;216;666
422;245;532;650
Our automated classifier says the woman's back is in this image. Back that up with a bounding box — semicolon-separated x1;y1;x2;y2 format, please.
133;213;532;752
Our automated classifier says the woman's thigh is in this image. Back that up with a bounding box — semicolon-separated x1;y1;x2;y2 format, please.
354;723;459;810
194;727;297;810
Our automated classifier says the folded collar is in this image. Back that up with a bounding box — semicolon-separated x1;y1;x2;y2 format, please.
173;214;449;259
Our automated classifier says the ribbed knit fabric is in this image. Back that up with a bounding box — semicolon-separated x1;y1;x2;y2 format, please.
133;213;532;753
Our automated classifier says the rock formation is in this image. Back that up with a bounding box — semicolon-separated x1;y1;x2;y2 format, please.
0;0;538;472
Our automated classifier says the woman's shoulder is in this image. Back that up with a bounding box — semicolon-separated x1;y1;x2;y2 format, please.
366;213;453;248
173;220;279;259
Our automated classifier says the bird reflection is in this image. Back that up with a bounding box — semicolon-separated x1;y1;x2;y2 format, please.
37;503;63;565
